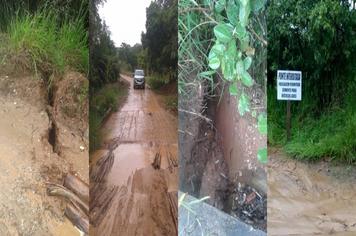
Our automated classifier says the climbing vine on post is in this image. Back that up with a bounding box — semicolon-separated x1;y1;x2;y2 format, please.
206;0;268;163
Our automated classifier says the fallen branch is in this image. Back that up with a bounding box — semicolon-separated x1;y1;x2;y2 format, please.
65;203;89;235
47;183;89;216
64;173;89;204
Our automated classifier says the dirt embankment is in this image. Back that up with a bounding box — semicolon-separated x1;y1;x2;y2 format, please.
0;69;88;235
90;74;178;235
179;75;267;232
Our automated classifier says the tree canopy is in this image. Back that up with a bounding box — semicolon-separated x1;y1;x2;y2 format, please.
89;0;120;88
268;0;356;112
142;0;178;78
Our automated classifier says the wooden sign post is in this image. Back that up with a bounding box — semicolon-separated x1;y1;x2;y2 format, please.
277;70;302;141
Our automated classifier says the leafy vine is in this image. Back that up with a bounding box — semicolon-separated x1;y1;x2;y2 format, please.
204;0;268;163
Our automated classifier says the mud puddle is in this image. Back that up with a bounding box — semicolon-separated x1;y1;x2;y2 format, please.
268;149;356;235
90;74;178;235
0;74;88;235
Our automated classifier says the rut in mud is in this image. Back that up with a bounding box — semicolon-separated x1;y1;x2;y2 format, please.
0;72;88;236
90;74;178;235
268;149;356;235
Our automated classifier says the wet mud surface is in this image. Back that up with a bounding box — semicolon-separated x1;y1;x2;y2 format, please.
268;149;356;235
90;74;178;235
0;74;88;235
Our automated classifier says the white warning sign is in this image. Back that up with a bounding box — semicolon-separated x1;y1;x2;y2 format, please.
277;70;302;101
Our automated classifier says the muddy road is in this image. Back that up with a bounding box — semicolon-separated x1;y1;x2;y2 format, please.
0;74;87;235
268;149;356;235
90;74;178;235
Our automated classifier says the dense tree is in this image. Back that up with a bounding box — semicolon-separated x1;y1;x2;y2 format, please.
142;0;177;79
117;43;143;72
268;0;356;113
89;0;120;88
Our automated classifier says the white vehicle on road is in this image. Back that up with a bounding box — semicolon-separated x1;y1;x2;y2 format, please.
133;69;145;89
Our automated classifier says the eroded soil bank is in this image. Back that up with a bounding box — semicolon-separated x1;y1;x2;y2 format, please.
90;74;178;235
268;148;356;235
0;72;88;235
179;80;267;232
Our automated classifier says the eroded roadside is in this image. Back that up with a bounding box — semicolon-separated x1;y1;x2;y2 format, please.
90;74;178;235
268;148;356;235
0;73;88;236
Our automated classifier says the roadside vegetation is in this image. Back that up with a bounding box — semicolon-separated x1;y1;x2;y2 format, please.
89;0;123;152
0;1;88;77
268;0;356;163
90;81;128;151
179;0;267;162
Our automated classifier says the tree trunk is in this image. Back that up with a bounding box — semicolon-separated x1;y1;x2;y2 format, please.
64;173;89;204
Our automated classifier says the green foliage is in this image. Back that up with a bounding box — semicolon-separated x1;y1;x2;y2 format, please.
147;74;169;90
284;111;356;163
238;92;250;116
142;0;177;78
268;0;356;162
90;0;120;88
257;113;267;135
207;0;266;116
268;0;356;113
90;82;128;151
5;4;88;75
257;147;267;163
117;43;143;73
179;0;267;163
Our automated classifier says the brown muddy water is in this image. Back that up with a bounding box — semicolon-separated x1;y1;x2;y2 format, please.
268;149;356;235
90;74;178;235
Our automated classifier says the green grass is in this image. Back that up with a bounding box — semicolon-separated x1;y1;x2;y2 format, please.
90;82;129;152
7;10;88;76
147;74;170;90
284;111;356;163
268;82;356;163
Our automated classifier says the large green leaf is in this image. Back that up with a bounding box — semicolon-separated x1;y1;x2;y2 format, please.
208;51;220;69
226;0;239;26
236;60;244;75
257;148;267;164
226;41;237;60
211;43;225;56
251;0;266;12
240;34;250;51
241;71;253;87
221;55;235;81
238;92;250;116
234;23;247;40
229;83;238;96
258;113;267;135
214;24;233;43
243;56;252;70
239;1;251;27
215;0;226;13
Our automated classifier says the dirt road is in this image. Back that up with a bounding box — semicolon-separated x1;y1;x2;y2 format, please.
268;149;356;235
0;74;86;235
90;74;178;235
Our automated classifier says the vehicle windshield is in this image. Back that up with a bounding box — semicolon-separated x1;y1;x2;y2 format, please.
135;70;144;76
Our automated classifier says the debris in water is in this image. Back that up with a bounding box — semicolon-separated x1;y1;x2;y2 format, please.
230;183;266;231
